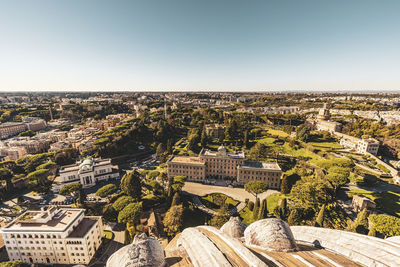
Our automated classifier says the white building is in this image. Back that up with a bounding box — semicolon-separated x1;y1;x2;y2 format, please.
337;133;380;156
0;207;103;265
52;158;119;192
357;138;380;155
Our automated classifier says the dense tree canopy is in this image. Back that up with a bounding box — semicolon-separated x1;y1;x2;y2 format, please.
369;214;400;237
96;184;117;198
118;202;142;225
120;171;142;200
59;182;82;196
163;205;184;237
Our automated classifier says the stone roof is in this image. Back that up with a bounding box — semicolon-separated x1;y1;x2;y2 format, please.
220;216;246;239
107;218;400;267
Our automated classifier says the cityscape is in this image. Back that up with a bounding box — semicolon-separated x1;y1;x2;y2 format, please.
0;92;400;266
1;0;400;267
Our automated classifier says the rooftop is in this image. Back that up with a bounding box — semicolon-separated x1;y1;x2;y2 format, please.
2;208;84;232
67;218;97;238
169;156;205;165
239;161;281;171
200;148;245;159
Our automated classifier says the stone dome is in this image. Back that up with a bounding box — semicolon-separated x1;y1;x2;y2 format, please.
220;217;247;238
244;218;298;252
217;145;227;155
106;233;165;267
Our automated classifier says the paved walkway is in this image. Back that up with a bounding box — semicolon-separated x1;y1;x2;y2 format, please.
183;182;278;202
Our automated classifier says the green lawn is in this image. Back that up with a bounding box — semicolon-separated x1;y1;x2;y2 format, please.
348;189;400;216
200;193;239;212
266;193;283;214
258;137;276;146
104;230;114;240
261;126;289;138
239;206;255;225
308;141;342;149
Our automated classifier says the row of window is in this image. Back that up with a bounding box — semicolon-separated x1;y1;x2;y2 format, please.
7;233;62;239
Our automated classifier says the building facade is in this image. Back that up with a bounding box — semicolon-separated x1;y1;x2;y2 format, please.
357;138;379;155
52;158;119;192
0;207;103;265
0;123;27;139
167;146;282;189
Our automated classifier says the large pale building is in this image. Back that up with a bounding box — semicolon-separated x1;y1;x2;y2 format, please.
0;207;103;265
167;146;282;189
52;158;120;192
0;122;27;139
306;103;342;133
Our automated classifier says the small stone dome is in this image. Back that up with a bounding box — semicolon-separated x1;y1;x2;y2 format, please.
244;218;298;252
217;145;227;155
220;217;247;238
106;233;165;267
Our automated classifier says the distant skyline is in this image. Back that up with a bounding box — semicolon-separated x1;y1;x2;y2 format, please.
1;0;400;92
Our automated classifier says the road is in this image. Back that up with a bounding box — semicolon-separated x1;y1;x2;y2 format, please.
183;182;278;202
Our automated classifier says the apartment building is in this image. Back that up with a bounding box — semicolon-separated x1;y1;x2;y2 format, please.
24;117;47;131
167;146;282;189
0;146;27;161
0;122;27;139
337;133;380;155
357;138;380;155
52;158;120;192
0;207;103;265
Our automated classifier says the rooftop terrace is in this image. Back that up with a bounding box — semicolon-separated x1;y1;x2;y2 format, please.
2;208;84;232
169;156;205;165
239;161;281;171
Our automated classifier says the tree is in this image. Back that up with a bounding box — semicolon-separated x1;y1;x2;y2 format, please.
0;168;14;193
326;167;350;195
287;208;303;226
120;171;142;200
171;176;187;192
348;208;369;234
243;130;249;149
156;143;165;157
27;169;49;186
244;180;268;199
368;224;376;237
118;202;143;225
369;214;400;237
163;205;184;237
296;124;310;142
0;261;21;267
59;182;82;196
253;197;260;220
209;210;229;228
201;126;207;148
258;198;267;220
247;143;267;161
187;133;200;153
171;192;181;206
290;176;330;211
280;175;291;194
18;130;35;137
77;189;87;206
103;204;118;222
96;184;117;198
113;195;134;212
124;229;131;245
315;204;325;227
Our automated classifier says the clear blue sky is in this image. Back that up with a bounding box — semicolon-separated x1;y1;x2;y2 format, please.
0;0;399;91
